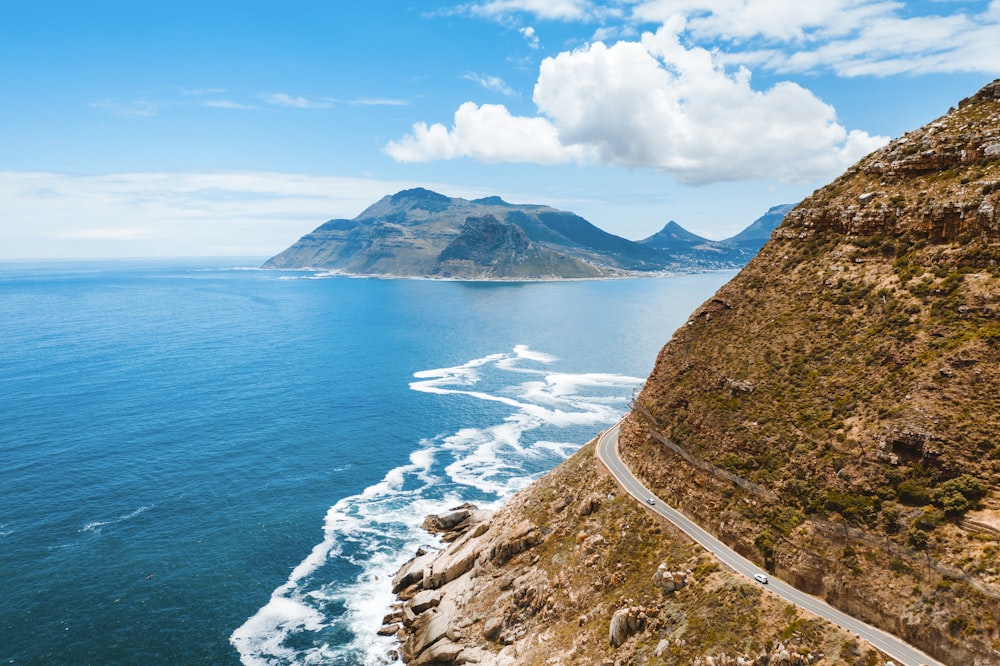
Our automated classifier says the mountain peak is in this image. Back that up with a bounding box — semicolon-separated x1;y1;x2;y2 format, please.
470;195;511;206
389;187;449;201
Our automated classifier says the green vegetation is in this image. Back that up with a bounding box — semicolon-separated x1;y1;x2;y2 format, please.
930;474;987;516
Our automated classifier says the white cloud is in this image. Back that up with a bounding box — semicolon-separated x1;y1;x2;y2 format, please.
0;172;474;259
520;25;541;48
384;102;592;165
630;0;894;41
461;0;596;21
628;0;1000;76
90;99;159;118
386;20;887;184
460;0;1000;77
465;72;517;96
203;100;259;110
264;93;335;109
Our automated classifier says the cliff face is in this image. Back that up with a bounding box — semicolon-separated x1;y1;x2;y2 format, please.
621;79;1000;665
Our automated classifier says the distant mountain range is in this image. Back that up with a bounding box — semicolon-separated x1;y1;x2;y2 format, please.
262;188;794;279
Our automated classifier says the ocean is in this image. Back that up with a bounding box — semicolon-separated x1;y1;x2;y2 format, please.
0;259;734;665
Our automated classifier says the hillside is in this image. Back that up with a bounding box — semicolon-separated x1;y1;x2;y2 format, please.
262;188;787;279
621;79;1000;664
384;80;1000;665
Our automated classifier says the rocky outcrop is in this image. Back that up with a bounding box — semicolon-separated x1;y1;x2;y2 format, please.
609;605;649;646
383;444;894;665
782;80;1000;242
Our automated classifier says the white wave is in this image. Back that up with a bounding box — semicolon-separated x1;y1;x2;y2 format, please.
232;345;642;665
81;505;152;535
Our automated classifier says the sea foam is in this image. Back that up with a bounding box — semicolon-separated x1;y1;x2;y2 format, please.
231;345;641;665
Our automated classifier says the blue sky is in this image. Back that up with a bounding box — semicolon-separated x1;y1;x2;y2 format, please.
2;0;998;259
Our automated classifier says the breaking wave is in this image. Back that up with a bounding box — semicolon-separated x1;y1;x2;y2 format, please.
231;345;642;665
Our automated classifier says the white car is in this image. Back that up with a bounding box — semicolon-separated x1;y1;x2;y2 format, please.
646;498;656;505
753;573;768;584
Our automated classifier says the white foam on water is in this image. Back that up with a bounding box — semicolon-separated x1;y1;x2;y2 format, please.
232;345;641;665
80;505;153;535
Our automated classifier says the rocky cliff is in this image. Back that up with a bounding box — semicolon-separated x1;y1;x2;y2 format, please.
385;441;890;665
384;80;1000;665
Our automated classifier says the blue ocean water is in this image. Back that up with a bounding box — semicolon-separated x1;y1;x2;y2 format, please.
0;260;733;665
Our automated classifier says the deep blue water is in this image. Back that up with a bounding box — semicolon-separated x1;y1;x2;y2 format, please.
0;260;733;665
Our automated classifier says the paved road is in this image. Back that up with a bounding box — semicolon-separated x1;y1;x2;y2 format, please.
596;420;943;666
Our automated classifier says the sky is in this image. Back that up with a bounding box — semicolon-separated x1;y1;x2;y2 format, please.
1;0;999;259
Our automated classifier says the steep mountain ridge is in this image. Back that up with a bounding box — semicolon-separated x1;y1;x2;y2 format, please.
385;80;1000;665
262;188;789;279
620;79;1000;665
724;204;796;251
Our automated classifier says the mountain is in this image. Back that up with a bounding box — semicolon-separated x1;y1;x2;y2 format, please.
262;188;787;279
384;80;1000;665
638;204;795;269
619;79;1000;664
640;221;748;267
722;203;795;252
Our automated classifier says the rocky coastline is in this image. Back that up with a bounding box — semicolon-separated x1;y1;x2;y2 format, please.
379;441;891;666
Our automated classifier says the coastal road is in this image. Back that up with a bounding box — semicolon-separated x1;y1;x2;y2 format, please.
596;420;943;666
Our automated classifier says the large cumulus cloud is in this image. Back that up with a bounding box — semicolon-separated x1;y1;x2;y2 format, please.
385;20;888;185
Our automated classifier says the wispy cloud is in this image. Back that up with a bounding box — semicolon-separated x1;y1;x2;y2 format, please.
464;72;517;96
457;0;1000;77
180;87;227;96
263;93;336;109
456;0;600;21
349;97;410;106
90;99;159;118
202;99;259;110
520;25;541;48
629;1;1000;77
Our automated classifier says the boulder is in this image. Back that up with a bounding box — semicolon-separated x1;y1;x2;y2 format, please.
409;588;443;614
609;606;647;647
394;550;438;593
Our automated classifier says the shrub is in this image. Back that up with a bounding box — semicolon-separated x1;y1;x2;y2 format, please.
898;479;932;505
881;503;902;534
908;526;930;549
931;474;987;516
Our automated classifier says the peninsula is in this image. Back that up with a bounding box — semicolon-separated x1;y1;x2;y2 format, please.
262;188;791;279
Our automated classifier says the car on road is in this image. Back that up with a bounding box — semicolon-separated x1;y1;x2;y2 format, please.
753;573;768;584
646;498;656;505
